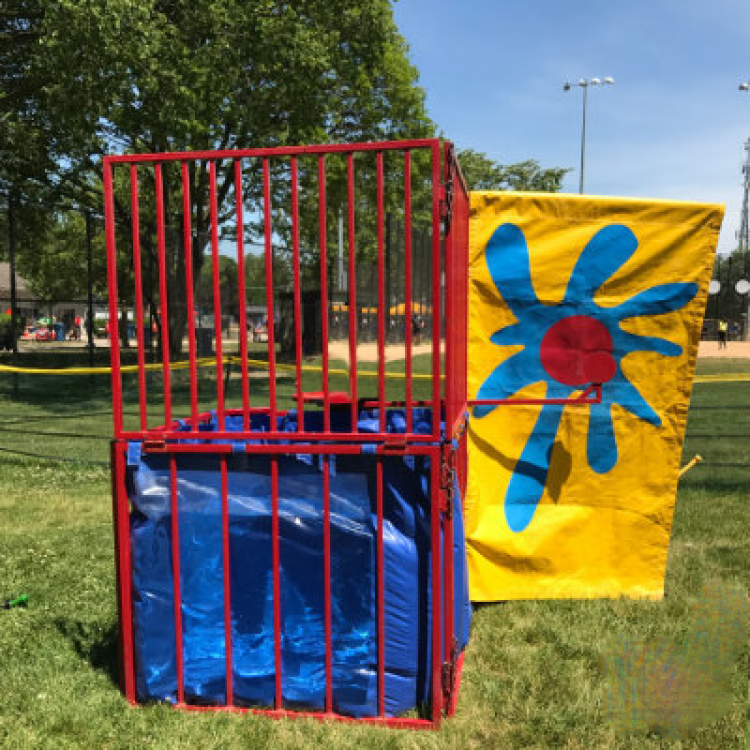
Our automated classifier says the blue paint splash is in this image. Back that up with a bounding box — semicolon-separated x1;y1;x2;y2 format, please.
474;223;696;533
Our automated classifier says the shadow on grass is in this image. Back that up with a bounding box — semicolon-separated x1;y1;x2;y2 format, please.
54;618;120;687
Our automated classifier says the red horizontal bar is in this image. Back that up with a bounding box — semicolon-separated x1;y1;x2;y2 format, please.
470;385;602;408
142;444;235;454
104;139;441;164
245;444;364;456
139;443;437;456
176;704;436;730
123;430;442;444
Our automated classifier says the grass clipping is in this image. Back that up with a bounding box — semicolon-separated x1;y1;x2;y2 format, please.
604;581;748;739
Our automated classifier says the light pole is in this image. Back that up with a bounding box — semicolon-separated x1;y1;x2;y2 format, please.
738;83;750;337
564;77;615;194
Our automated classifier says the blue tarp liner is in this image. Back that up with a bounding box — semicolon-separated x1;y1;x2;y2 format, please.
126;408;471;718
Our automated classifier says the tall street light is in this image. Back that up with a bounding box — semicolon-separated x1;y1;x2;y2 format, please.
564;77;615;194
738;82;750;337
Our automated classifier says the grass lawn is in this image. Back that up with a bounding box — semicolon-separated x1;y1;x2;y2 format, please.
0;349;748;749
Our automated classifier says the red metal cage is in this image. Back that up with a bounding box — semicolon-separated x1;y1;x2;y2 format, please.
106;139;470;729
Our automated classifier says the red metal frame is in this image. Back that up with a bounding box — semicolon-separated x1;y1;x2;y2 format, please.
104;139;465;446
106;139;470;730
106;139;600;730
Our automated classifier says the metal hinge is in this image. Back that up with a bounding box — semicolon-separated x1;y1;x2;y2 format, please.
380;438;408;455
440;178;454;233
440;639;459;711
143;437;167;452
440;442;456;518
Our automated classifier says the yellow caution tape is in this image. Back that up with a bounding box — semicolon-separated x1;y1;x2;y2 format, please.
0;356;434;380
694;374;750;384
233;357;432;380
0;357;217;375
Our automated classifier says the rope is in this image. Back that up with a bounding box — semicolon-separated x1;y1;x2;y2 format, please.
0;425;109;439
698;462;750;469
0;445;108;466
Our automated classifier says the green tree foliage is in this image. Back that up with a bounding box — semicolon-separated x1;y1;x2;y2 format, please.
2;0;434;354
457;148;569;192
14;210;107;304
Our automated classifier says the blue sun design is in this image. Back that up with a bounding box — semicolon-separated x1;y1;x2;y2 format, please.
474;223;697;533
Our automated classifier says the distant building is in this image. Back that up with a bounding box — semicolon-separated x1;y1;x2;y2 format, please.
0;262;35;316
0;262;96;322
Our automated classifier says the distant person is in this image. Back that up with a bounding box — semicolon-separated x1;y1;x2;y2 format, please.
412;315;424;345
718;319;728;349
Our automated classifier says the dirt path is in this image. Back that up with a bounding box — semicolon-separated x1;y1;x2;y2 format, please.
697;341;750;359
328;339;750;363
327;340;442;363
26;336;750;361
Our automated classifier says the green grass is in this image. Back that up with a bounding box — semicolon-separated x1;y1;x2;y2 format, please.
0;350;748;749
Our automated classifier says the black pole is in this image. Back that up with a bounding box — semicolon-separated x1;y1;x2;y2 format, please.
8;189;18;357
714;256;720;327
385;212;392;343
8;189;19;397
86;210;95;369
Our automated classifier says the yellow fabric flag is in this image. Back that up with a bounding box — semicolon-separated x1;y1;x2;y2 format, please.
466;192;724;600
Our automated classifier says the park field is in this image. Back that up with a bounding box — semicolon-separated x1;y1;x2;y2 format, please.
0;350;748;749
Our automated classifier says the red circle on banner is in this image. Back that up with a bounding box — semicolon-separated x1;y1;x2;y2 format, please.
540;315;616;386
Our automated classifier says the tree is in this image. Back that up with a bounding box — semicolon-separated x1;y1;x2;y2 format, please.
3;0;434;355
457;148;569;192
195;254;242;319
15;210;107;304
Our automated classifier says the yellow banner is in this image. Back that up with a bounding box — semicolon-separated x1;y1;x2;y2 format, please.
466;193;724;600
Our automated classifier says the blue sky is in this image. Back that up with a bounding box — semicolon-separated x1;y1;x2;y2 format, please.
393;0;750;255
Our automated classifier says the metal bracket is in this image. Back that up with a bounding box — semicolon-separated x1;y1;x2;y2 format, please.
440;177;454;234
441;638;459;711
440;442;456;518
143;437;167;452
380;438;408;455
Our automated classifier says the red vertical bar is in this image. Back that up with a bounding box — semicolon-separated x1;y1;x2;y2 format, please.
220;456;233;705
291;157;304;432
403;151;413;434
209;161;225;431
442;145;456;687
318;155;331;433
170;455;185;704
376;152;386;432
155;163;172;427
111;442;135;701
181;162;199;430
429;451;442;724
444;147;455;429
323;455;333;712
271;457;282;709
346;154;358;432
376;456;385;717
442;458;454;700
103;160;123;437
129;166;148;431
263;159;277;426
430;145;442;440
234;159;250;431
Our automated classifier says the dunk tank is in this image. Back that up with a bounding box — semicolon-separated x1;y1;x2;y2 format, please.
106;140;471;728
